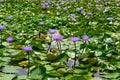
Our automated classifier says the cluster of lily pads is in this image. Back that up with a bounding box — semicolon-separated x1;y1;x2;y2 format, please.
0;25;91;79
0;0;120;80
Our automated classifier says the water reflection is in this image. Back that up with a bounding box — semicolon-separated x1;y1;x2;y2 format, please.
17;68;27;76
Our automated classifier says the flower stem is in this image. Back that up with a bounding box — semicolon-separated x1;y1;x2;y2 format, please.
58;41;62;53
1;31;2;45
56;41;61;54
27;52;30;78
47;43;51;54
47;35;53;54
81;41;87;55
74;42;77;68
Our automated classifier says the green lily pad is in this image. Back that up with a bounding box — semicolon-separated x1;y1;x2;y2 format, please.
0;74;16;80
101;72;120;79
47;71;63;77
2;65;20;73
45;65;54;71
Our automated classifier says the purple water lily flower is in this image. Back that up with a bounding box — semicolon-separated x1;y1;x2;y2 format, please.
72;0;76;2
23;46;32;52
8;15;12;19
49;29;56;34
52;35;63;41
104;7;110;12
39;21;45;25
96;0;101;2
108;17;114;22
77;7;82;12
0;25;5;30
6;37;14;42
87;12;92;16
81;10;85;14
71;37;79;42
63;7;67;11
82;35;89;41
70;14;75;18
41;2;50;9
61;1;65;4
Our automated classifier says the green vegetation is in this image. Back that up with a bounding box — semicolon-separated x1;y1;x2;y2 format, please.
0;0;120;80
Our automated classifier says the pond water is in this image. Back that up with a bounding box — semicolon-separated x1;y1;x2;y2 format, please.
17;68;27;76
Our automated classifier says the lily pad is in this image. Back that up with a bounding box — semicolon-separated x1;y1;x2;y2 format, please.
101;72;120;79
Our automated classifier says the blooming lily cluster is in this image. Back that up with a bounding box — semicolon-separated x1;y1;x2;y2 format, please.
49;29;89;42
70;37;79;42
48;29;89;68
6;37;14;43
23;46;32;53
0;25;32;53
0;25;4;30
48;28;89;54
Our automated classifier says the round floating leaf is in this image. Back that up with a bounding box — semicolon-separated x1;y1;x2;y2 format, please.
70;76;87;80
47;71;62;77
17;75;27;80
45;65;54;71
2;65;20;74
57;68;67;74
55;53;68;62
0;74;16;80
47;54;57;61
30;65;46;77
